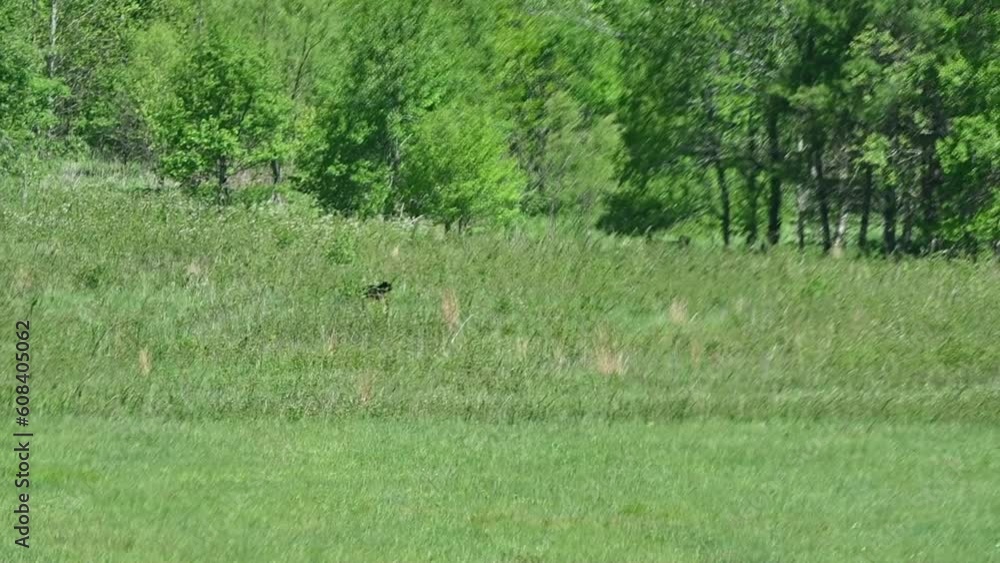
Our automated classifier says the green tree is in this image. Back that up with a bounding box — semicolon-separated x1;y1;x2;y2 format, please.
845;0;997;254
486;1;622;217
400;102;524;230
533;91;623;220
0;5;38;156
0;2;56;173
298;0;455;216
600;1;736;242
28;0;171;157
148;26;289;200
199;0;338;183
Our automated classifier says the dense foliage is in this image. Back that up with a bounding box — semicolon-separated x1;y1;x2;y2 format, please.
1;0;997;254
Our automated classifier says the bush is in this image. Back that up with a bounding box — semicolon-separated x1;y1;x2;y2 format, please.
146;26;290;199
598;171;702;236
400;103;524;230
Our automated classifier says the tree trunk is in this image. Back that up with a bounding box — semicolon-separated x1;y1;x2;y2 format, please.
765;106;782;246
45;0;58;137
919;144;942;247
31;1;39;44
901;195;915;252
918;74;947;248
833;207;849;254
811;145;832;252
270;159;282;185
743;127;761;248
47;0;58;79
714;160;731;247
883;180;897;255
796;183;808;251
858;165;873;252
387;136;402;205
217;157;230;203
744;168;760;247
883;109;901;255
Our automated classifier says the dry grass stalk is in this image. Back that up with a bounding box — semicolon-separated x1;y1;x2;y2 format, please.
669;298;689;325
442;289;461;333
552;345;569;370
733;297;748;314
13;268;32;293
690;339;704;368
515;337;531;361
594;330;628;377
138;348;153;376
184;259;208;286
324;329;339;354
357;373;375;406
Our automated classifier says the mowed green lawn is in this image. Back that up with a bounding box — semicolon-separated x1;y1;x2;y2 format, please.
22;417;1000;562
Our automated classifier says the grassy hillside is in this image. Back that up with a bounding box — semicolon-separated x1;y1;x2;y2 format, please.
2;162;1000;561
3;162;999;423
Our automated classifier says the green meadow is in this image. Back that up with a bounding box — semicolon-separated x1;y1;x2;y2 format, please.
2;163;1000;561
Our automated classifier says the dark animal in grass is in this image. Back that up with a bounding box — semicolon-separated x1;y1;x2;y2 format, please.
363;281;393;300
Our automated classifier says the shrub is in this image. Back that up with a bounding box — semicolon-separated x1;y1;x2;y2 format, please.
399;103;524;231
146;26;290;200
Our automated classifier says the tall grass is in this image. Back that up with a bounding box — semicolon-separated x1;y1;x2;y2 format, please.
2;161;999;422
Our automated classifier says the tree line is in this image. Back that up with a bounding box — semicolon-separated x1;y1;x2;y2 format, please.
1;0;997;254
